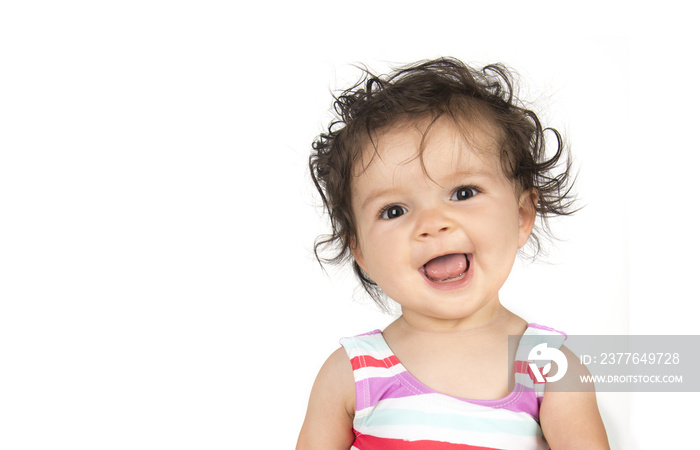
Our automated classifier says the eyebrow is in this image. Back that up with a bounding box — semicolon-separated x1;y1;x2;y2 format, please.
360;187;397;210
452;168;495;179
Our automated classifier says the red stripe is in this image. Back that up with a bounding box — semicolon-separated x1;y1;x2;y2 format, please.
514;360;529;374
350;354;401;371
353;432;501;449
514;360;546;384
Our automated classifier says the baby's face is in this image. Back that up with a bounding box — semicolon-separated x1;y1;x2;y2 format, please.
350;118;536;328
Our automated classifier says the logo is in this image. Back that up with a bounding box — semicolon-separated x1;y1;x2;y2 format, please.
527;343;568;383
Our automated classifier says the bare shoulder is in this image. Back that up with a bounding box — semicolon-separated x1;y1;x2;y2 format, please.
540;345;610;449
296;347;356;450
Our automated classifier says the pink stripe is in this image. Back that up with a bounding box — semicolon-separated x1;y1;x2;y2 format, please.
350;354;401;371
353;431;502;449
514;360;547;384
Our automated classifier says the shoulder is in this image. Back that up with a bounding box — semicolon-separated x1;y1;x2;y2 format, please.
539;345;610;449
296;347;356;450
307;346;356;418
322;346;357;408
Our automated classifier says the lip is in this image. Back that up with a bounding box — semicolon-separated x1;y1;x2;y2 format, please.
419;253;473;291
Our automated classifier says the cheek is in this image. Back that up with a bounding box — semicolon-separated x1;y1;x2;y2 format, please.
362;233;398;267
360;230;410;281
470;211;521;268
477;208;520;242
354;229;384;271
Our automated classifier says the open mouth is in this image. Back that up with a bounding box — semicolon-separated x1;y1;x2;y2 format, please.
420;253;471;284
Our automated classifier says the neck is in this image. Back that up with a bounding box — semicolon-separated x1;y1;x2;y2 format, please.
397;302;512;335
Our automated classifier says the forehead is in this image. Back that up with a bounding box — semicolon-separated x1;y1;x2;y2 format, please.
353;116;504;182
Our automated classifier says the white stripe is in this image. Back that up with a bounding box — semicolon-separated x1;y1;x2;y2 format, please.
354;407;372;421
353;364;406;381
342;340;393;360
516;371;536;386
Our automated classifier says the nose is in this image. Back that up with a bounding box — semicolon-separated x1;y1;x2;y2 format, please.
414;208;456;240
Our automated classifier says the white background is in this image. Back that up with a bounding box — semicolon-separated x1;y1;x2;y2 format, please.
1;1;698;448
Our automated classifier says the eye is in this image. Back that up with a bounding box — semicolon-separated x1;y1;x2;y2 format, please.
451;186;479;201
380;205;407;219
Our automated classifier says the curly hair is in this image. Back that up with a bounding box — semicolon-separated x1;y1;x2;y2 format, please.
310;57;576;309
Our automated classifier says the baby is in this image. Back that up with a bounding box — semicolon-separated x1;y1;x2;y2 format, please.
297;58;609;449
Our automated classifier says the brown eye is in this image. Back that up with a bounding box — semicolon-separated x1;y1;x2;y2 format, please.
381;205;407;219
451;186;478;201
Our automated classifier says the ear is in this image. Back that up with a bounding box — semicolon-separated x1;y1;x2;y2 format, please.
517;189;538;249
349;235;369;273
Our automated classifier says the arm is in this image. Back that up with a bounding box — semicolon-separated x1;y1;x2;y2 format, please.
539;345;610;449
296;347;356;450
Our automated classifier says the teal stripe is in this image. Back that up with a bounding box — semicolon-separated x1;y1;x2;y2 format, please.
363;408;543;437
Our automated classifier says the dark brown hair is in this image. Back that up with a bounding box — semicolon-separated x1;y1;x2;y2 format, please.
310;57;575;308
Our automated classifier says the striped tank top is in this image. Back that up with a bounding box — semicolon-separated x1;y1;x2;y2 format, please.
339;324;566;449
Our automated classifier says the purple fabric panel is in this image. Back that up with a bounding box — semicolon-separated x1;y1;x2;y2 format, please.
527;323;567;338
397;367;540;419
357;372;539;419
487;384;539;419
357;374;419;410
